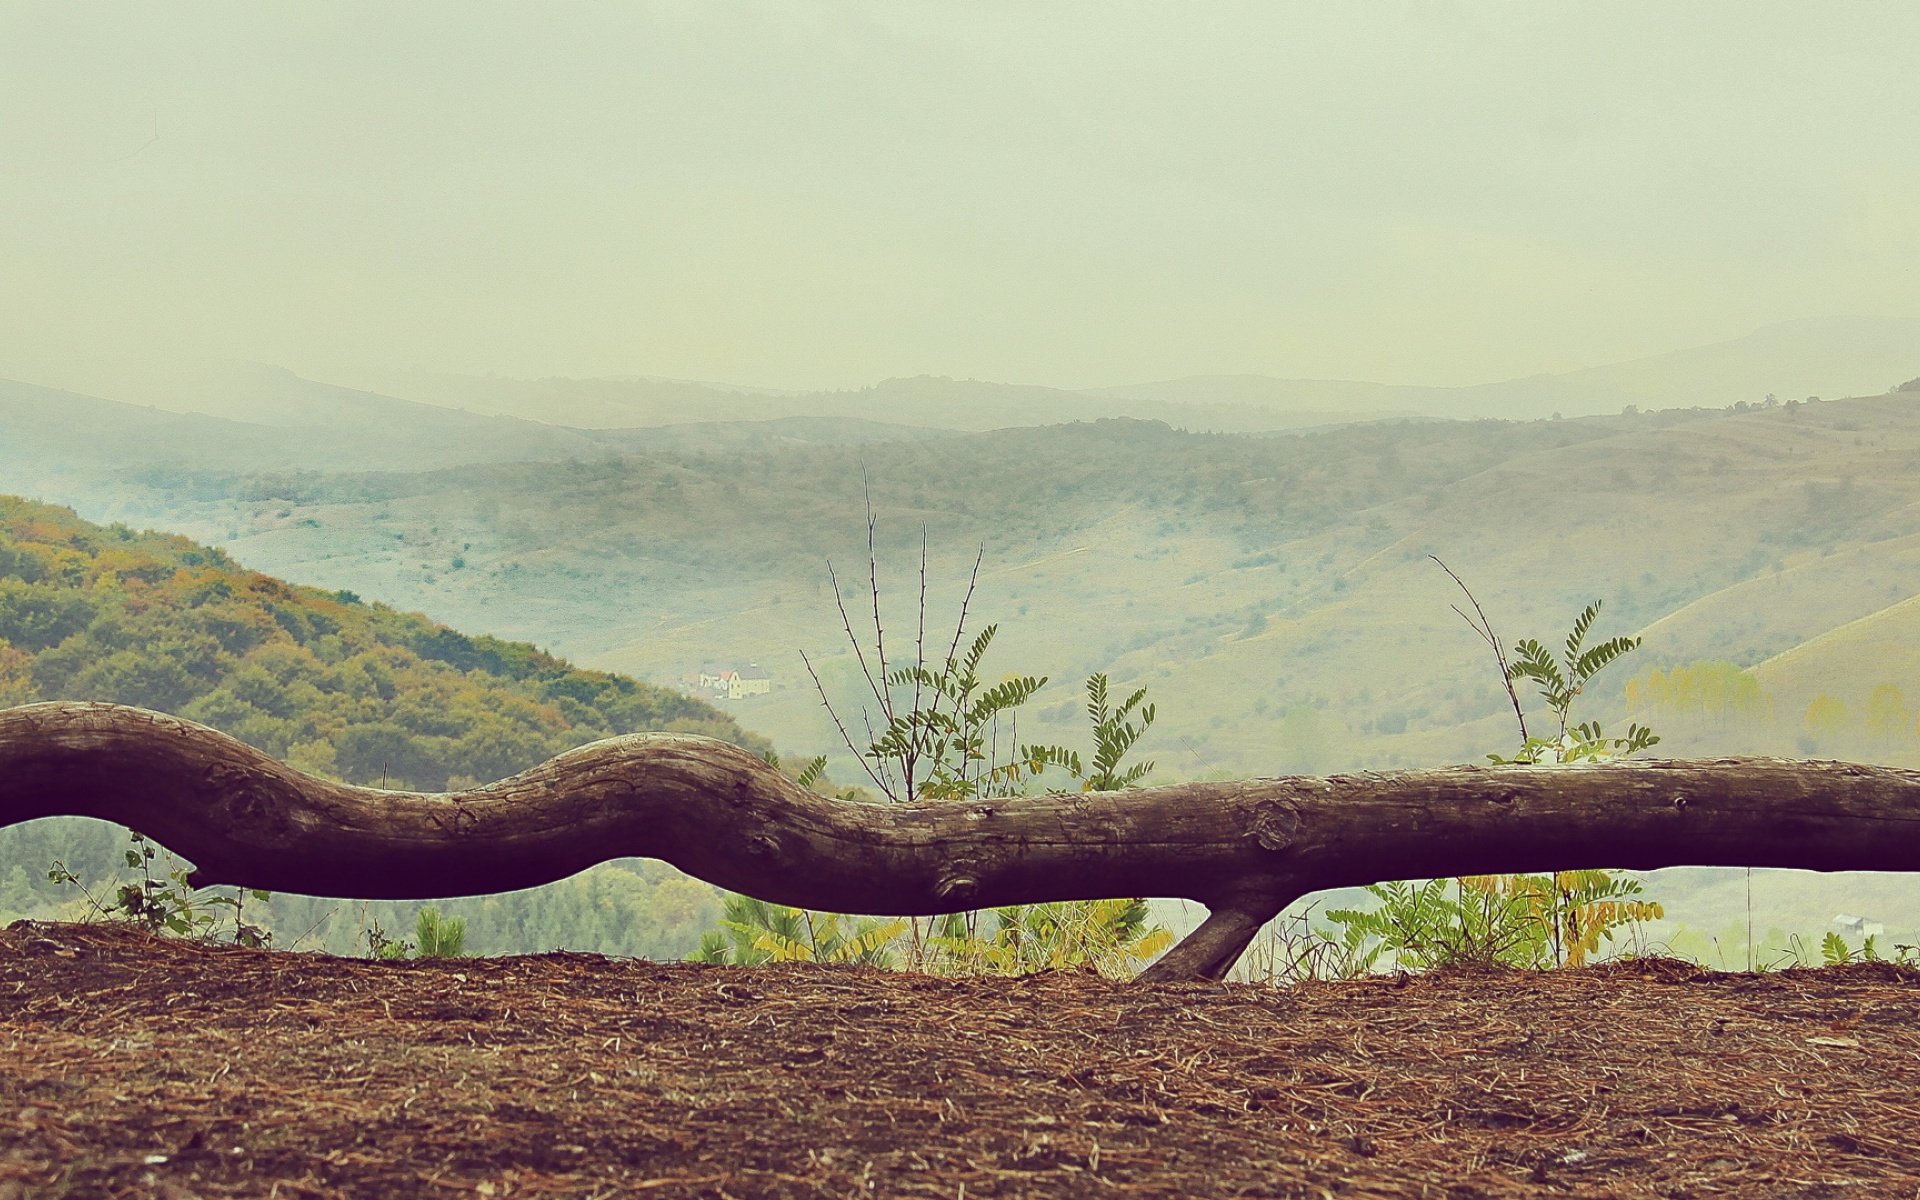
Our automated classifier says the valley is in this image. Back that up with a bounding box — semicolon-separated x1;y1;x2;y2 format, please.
7;339;1920;957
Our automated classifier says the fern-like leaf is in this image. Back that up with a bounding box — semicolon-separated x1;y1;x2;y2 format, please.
1564;600;1601;666
1573;635;1642;683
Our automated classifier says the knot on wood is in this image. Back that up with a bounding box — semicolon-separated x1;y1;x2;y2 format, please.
203;763;300;846
1248;799;1301;852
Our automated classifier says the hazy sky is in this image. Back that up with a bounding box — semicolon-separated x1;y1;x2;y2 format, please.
3;3;1917;392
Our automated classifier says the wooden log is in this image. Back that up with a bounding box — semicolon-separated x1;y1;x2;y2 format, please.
7;701;1920;981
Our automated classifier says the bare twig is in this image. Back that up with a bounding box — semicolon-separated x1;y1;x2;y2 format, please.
908;526;928;794
864;476;892;706
927;545;986;728
1431;556;1529;744
825;560;886;715
288;906;338;953
1178;735;1223;780
800;648;892;798
861;475;914;797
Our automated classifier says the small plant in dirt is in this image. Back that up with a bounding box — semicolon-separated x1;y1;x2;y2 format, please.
1298;565;1666;976
1233;904;1383;985
49;831;271;946
361;906;470;960
1325;870;1661;971
691;894;906;967
702;509;1171;976
925;898;1174;977
413;907;468;957
1811;932;1918;967
365;921;414;961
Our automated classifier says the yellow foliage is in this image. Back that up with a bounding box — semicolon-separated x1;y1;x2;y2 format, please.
925;897;1172;979
1804;694;1850;736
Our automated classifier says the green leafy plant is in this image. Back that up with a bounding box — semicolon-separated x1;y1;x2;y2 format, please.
1433;557;1659;765
1023;673;1157;792
1815;931;1919;966
711;509;1170;976
1325;870;1662;971
48;831;271;946
413;906;468;957
1821;930;1875;965
357;906;469;959
870;622;1049;805
1496;601;1660;764
365;920;414;961
1303;563;1670;976
924;898;1173;978
689;894;905;967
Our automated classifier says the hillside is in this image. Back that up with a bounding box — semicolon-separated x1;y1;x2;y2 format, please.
61;395;1920;771
1751;596;1920;729
0;379;296;477
0;495;767;956
11;393;1920;950
0;375;621;478
0;369;943;493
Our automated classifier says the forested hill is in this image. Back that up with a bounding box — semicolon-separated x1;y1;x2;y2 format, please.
0;494;767;791
0;494;771;957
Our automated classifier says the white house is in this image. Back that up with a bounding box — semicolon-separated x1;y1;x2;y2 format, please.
729;663;772;699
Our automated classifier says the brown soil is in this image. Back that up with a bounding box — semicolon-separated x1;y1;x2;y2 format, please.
4;922;1919;1198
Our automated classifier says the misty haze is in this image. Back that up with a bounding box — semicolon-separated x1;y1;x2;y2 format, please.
5;5;1920;1196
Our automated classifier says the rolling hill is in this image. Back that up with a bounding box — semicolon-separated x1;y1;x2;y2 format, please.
346;313;1920;430
0;495;768;956
9;384;1920;953
43;392;1920;782
1097;315;1920;422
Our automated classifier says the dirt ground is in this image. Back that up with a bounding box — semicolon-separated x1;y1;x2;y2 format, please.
4;922;1919;1198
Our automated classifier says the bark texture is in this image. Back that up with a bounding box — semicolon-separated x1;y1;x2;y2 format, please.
8;701;1920;981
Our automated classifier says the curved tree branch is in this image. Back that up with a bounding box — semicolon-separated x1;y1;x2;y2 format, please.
8;702;1920;980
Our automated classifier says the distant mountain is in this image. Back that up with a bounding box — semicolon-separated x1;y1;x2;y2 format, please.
347;370;802;431
353;370;1405;435
1097;315;1920;423
0;370;958;499
0;372;612;478
594;414;959;453
10;316;1914;455
0;379;289;470
345;315;1918;433
1541;315;1920;414
362;371;1110;432
106;363;621;466
1082;375;1427;422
